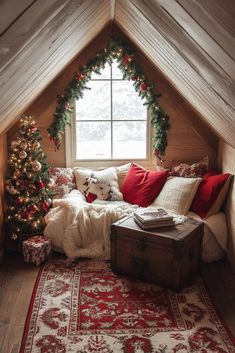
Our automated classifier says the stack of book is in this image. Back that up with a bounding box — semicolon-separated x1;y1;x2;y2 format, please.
133;208;175;230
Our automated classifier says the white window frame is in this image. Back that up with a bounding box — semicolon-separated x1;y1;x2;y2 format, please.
66;112;153;169
65;66;154;169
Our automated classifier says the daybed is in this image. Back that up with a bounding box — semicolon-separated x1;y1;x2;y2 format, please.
44;162;231;264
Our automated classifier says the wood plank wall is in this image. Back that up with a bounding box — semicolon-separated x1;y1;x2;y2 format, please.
7;26;113;167
8;25;218;170
218;141;235;272
0;134;8;261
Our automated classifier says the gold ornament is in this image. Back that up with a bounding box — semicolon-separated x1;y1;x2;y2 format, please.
32;160;41;171
20;142;28;149
13;170;21;178
5;181;18;195
19;150;27;159
32;141;40;149
11;140;18;148
32;221;38;228
48;178;55;187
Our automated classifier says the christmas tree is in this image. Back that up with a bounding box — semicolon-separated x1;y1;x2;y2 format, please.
5;116;54;243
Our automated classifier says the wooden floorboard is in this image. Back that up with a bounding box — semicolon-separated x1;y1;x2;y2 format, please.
0;253;234;353
201;259;235;336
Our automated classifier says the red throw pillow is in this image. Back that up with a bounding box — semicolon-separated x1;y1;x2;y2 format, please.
190;170;231;218
121;163;168;207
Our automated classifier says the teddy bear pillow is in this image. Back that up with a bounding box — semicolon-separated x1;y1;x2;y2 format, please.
73;167;123;203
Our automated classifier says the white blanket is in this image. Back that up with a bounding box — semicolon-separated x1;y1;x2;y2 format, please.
44;190;137;259
44;190;228;263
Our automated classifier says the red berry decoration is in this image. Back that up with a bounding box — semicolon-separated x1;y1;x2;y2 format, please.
140;82;148;92
42;200;49;212
131;75;137;81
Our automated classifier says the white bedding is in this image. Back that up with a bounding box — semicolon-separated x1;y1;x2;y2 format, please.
44;190;227;262
44;190;137;260
188;211;227;262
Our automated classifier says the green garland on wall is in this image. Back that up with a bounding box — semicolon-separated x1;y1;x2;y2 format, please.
47;39;170;163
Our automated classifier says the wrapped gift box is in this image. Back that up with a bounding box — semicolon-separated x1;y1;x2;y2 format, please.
23;236;52;266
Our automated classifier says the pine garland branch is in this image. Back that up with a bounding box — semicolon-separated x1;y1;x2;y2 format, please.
48;38;170;162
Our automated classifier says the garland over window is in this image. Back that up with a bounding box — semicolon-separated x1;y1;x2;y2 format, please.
48;39;170;163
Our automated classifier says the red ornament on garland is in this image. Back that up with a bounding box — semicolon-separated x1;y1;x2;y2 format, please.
75;73;85;81
131;75;137;81
64;103;71;110
140;82;148;92
122;54;132;65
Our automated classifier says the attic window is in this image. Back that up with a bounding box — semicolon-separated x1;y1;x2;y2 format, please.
73;60;148;161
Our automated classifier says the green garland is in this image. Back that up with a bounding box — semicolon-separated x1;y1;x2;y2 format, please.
48;39;170;163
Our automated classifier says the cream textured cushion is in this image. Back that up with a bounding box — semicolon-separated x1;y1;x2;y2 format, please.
152;177;202;215
73;167;123;202
116;163;131;189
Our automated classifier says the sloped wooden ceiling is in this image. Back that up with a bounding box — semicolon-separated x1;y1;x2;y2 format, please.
0;0;111;134
0;0;234;149
114;0;235;148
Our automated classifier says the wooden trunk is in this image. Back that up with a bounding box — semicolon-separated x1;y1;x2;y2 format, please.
110;217;204;291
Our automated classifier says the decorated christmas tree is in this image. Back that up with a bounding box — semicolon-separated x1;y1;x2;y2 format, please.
5;116;54;243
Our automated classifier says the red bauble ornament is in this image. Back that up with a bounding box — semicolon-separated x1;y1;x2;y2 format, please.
15;197;23;205
36;180;45;190
64;103;71;110
42;200;49;212
140;82;148;92
131;75;137;81
21;211;29;220
75;73;85;81
154;149;160;156
27;204;38;213
122;54;132;65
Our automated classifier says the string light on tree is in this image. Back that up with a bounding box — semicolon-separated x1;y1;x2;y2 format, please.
5;116;54;242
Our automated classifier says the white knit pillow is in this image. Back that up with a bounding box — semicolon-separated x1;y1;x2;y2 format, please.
151;177;202;215
115;163;131;189
73;167;123;202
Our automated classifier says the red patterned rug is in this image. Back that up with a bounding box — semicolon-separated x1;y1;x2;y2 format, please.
20;260;235;353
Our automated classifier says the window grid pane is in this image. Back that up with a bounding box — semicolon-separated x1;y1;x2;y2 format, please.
75;60;147;160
